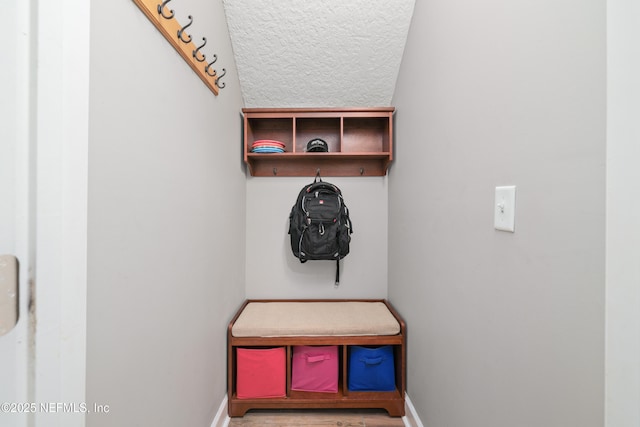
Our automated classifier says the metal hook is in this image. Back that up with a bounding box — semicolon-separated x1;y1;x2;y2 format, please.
177;15;193;43
193;37;207;62
157;0;174;19
204;55;218;77
215;68;227;89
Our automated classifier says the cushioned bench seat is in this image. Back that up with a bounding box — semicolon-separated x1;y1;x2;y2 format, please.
231;301;401;337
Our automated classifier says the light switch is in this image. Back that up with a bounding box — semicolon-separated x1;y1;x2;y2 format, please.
0;255;18;336
494;186;516;232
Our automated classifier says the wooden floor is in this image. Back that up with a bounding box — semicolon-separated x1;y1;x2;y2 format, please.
227;409;406;426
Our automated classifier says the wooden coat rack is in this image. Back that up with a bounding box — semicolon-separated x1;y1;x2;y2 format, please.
132;0;225;96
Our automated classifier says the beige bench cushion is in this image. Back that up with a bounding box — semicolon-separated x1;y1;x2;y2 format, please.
232;301;401;337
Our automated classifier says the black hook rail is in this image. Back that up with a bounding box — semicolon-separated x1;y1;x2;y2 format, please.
132;0;226;95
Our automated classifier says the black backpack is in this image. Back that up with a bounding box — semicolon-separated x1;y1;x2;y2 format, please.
288;174;353;286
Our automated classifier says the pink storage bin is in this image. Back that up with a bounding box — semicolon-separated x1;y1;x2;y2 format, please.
291;345;339;393
236;347;286;399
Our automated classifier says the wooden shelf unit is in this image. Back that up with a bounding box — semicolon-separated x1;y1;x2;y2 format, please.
227;299;406;417
242;107;394;176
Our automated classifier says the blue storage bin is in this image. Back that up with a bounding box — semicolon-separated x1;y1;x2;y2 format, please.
348;345;396;391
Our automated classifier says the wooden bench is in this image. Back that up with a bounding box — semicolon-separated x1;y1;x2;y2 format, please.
227;299;406;417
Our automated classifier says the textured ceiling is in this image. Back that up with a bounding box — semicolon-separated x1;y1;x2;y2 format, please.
223;0;415;108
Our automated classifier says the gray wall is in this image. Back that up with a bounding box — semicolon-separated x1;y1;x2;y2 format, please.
245;177;388;299
86;1;245;426
389;1;605;426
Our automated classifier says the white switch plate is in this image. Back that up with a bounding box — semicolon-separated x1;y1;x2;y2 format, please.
494;186;516;232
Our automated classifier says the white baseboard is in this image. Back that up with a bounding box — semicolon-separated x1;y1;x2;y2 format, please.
212;392;423;427
211;394;230;427
403;393;425;427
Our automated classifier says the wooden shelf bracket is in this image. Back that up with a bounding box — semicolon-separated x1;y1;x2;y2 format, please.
132;0;224;95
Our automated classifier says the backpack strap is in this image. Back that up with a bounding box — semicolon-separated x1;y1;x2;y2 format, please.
335;260;340;288
305;181;341;196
